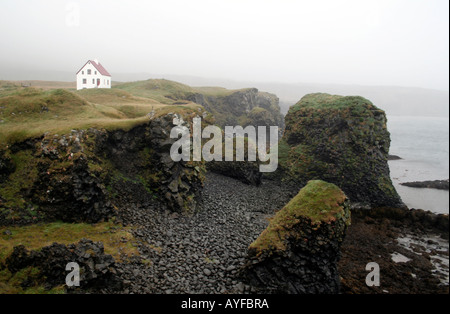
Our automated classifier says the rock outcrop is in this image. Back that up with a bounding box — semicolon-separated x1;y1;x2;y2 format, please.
189;89;282;186
400;179;449;191
243;180;351;294
5;239;122;292
187;88;284;133
0;111;208;225
278;93;403;208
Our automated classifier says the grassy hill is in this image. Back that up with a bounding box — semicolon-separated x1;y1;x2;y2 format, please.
0;80;203;147
1;78;282;147
113;78;247;104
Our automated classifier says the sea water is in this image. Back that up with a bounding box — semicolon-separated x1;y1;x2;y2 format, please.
387;116;449;214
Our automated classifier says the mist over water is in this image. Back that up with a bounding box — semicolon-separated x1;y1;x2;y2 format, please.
387;116;449;214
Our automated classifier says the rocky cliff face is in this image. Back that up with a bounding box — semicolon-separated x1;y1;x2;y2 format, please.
243;180;351;294
188;88;284;131
0;111;208;225
277;93;403;208
186;88;283;186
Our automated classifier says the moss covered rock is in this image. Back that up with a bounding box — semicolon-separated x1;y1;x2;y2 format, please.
243;180;350;294
0;111;208;225
187;88;284;132
279;93;403;208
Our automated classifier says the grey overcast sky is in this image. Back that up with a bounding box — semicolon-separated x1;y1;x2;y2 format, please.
0;0;448;91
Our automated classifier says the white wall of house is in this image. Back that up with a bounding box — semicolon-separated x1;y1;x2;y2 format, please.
76;62;111;90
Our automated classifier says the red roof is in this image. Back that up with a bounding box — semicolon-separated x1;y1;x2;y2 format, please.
76;60;111;77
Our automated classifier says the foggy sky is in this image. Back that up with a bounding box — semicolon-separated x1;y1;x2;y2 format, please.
0;0;448;91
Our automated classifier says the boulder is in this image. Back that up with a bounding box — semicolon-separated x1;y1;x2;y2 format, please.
242;180;351;294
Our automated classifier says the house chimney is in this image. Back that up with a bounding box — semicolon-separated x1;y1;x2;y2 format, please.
94;58;99;64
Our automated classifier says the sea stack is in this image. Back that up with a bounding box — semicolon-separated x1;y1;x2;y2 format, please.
278;93;403;208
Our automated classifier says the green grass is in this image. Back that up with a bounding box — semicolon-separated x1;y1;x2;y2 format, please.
113;79;195;104
0;82;203;147
0;219;140;294
113;79;249;104
0;150;37;211
289;93;374;111
0;79;277;147
0;220;138;263
249;180;349;254
0;266;65;294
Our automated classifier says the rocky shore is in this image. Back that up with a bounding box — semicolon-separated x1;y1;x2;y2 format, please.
1;167;448;295
1;90;448;294
109;172;298;294
400;179;449;191
102;173;447;294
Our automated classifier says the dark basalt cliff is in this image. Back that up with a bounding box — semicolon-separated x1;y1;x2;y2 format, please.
0;111;208;225
2;85;444;295
400;179;449;190
187;88;284;132
277;93;403;208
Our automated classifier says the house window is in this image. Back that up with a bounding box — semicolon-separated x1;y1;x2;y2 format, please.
92;79;95;84
82;71;84;75
87;69;91;75
82;79;86;84
95;71;97;75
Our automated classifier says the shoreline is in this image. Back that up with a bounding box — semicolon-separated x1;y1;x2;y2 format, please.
400;179;449;191
109;173;449;294
1;172;448;294
389;160;449;215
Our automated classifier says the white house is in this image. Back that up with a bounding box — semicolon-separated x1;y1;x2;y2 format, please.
76;59;111;90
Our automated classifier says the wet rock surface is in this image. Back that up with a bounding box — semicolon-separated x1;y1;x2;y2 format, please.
401;179;449;191
339;207;449;294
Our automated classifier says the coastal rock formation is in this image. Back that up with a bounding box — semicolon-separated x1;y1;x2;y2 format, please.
5;239;122;291
243;180;351;294
187;88;284;132
278;93;403;208
207;160;262;186
192;89;282;185
206;136;263;186
93;112;207;214
0;112;207;225
400;179;449;191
